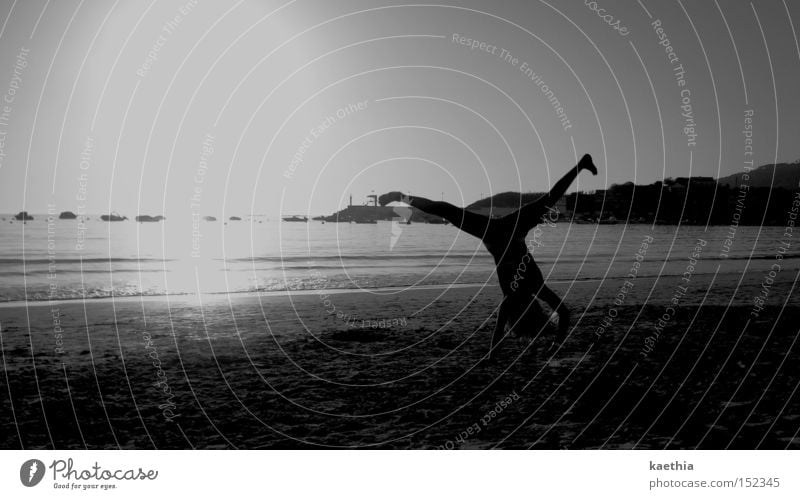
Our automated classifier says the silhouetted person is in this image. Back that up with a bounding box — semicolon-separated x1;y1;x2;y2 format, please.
379;154;598;358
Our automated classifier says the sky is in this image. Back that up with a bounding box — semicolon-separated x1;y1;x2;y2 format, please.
0;0;799;219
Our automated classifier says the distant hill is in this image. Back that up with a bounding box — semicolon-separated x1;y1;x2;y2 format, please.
465;191;547;209
717;161;800;189
463;162;800;210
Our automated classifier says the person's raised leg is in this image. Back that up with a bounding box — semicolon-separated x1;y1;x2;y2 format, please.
503;154;598;234
379;192;491;239
542;153;597;207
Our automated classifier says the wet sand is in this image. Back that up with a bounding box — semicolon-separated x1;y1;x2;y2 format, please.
1;271;799;449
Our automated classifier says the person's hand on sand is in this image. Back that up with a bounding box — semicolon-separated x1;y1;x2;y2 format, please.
548;332;568;353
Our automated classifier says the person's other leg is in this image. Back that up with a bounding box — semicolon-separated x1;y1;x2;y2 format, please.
536;284;571;349
379;192;491;239
488;296;513;360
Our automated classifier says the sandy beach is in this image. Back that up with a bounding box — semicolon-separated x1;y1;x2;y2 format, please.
2;269;799;450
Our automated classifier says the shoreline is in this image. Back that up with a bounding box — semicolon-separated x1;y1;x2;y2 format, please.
0;269;774;308
0;283;494;308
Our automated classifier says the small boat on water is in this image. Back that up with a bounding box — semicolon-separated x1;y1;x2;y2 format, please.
282;215;308;222
14;211;33;221
101;212;128;221
59;211;77;220
135;215;165;222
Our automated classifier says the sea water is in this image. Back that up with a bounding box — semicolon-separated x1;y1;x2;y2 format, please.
0;214;795;303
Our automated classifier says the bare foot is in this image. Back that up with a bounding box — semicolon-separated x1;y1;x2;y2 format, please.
579;154;598;175
482;350;497;364
378;192;404;206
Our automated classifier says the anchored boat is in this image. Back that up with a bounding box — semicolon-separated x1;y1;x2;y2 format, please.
282;215;308;222
101;212;128;221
